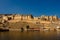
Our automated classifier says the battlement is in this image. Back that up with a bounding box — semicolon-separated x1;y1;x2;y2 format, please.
0;14;59;24
0;14;60;31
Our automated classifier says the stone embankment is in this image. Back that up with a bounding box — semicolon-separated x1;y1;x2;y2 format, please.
6;20;60;31
0;19;60;31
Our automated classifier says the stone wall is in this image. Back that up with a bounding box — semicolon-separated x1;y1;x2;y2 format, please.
0;14;59;30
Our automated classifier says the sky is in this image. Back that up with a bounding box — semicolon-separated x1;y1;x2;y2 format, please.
0;0;60;17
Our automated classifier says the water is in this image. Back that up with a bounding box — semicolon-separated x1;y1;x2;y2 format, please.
0;31;60;40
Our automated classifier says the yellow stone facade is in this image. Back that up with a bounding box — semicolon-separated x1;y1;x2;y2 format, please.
1;14;58;24
0;14;60;31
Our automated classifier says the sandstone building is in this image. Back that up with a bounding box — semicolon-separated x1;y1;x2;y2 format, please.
0;14;60;31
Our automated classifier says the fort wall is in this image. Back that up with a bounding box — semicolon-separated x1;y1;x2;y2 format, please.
0;14;59;31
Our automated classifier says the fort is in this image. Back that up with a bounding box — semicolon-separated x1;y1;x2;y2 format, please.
0;14;60;31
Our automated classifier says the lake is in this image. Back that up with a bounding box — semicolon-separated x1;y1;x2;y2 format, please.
0;31;60;40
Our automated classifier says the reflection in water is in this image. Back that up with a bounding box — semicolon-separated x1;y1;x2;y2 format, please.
0;31;60;40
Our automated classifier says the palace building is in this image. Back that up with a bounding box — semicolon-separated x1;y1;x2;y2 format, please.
0;14;60;31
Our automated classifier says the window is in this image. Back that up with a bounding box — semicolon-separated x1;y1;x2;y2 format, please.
36;22;40;24
41;18;47;21
8;17;12;20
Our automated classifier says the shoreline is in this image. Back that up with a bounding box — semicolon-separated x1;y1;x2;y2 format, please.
0;28;60;32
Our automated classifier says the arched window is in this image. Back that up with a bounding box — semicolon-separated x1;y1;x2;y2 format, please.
41;18;47;21
8;17;12;20
26;25;30;29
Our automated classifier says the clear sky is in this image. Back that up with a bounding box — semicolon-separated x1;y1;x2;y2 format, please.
0;0;60;17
